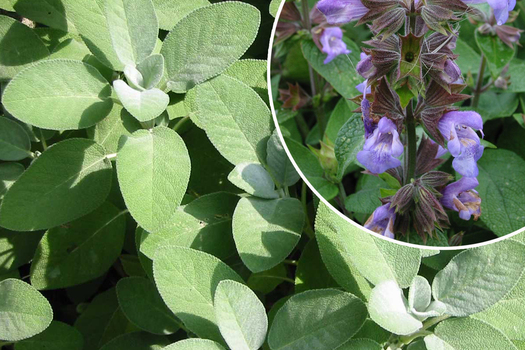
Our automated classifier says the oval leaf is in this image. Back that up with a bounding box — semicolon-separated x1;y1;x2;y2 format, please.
228;162;278;199
116;277;180;335
15;321;83;350
3;59;113;130
214;280;268;350
233;197;304;273
432;239;525;316
0;162;24;201
152;0;210;30
266;133;300;187
0;278;53;341
98;332;169;350
114;80;169;122
0;116;31;161
268;289;367;350
0;138;113;231
117;126;191;233
153;246;244;342
194;75;272;165
30;202;126;290
162;2;260;92
163;339;226;350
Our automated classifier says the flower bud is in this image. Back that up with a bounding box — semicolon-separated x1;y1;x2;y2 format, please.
494;76;508;90
449;231;465;246
420;171;454;188
278;82;310;111
309;139;339;180
356;53;377;79
390;184;415;214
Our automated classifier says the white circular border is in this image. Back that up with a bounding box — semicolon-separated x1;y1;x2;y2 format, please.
265;0;524;250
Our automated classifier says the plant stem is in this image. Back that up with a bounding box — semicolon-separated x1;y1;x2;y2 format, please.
472;54;487;109
172;115;190;132
404;101;417;185
39;128;47;151
284;259;298;266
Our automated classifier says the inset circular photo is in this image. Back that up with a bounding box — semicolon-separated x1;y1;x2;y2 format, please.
269;0;525;247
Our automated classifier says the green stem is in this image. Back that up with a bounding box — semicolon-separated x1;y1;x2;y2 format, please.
472;54;487;109
295;113;310;140
284;259;298;266
397;315;451;346
39;129;47;151
172;115;190;132
404;101;417;185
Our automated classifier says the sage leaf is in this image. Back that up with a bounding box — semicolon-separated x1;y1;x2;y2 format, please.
423;335;455;350
475;30;515;79
194;75;272;165
0;278;53;342
0;138;113;231
0;228;43;274
151;0;210;31
228;162;279;199
337;339;383;350
15;321;83;350
162;2;260;92
368;280;423;335
10;0;77;33
268;289;367;350
163;339;226;350
223;59;268;101
3;59;113;130
432;239;525;316
214;280;268;350
266;132;300;187
30;202;126;290
105;0;158;66
233;197;304;273
113;80;169;122
137;54;165;90
153;246;244;342
0;15;49;80
0;116;32;161
116;277;180;335
335;113;365;179
98;332;169;350
0;163;24;201
408;276;432;313
295;239;338;293
117;126;191;234
315;203;422;288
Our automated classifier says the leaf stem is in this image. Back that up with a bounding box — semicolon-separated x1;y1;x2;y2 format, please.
172;115;190;132
39;128;48;151
472;54;487;109
404;101;417;185
284;259;298;266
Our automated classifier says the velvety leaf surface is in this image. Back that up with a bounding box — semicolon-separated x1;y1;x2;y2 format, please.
335;113;365;179
0;162;24;201
153;246;244;342
2;59;113;130
10;0;76;33
0;228;43;274
266;133;300;187
0;278;53;342
294;239;338;293
337;339;383;350
0;138;113;231
162;2;260;92
15;321;83;350
117;126;191;234
0;116;31;161
228;162;278;199
268;289;367;350
98;332;169;350
232;197;304;273
30;202;126;290
163;339;226;350
151;0;210;30
113;80;169;122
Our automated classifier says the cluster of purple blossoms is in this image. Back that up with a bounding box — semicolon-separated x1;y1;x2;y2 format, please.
315;0;515;241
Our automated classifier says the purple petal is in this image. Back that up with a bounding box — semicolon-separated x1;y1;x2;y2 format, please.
317;0;368;25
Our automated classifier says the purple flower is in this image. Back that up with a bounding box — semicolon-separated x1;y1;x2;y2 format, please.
356;79;372;94
317;0;368;25
438;111;484;177
356;53;377;79
361;98;375;138
429;139;448;158
357;117;403;174
441;59;462;85
463;0;516;25
320;27;351;64
441;177;481;220
365;203;396;238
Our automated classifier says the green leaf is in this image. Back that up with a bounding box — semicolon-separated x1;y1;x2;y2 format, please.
423;335;454;350
114;80;170;122
301;40;362;99
315;203;422;288
345;174;386;215
454;39;481;75
475;31;515;78
433;318;518;350
223;59;268;101
228;163;278;199
508;59;525;93
409;276;432;313
0;15;49;80
15;321;83;350
268;289;367;350
248;263;287;294
87;105;141;154
136;54;165;90
119;255;147;277
269;0;281;17
0;138;113;231
476;149;525;237
325;99;356;144
0;228;43;275
61;0;123;70
116;277;180;335
0;117;31;161
368;280;423;335
266;133;300;187
214;280;268;350
117;126;191;234
139;192;239;261
476;91;519;122
194;75;272;165
0;162;24;201
163;339;226;350
295;239;338;293
0;278;53;342
3;59;113;130
232;197;304;273
285;137;338;200
105;0;158;66
153;246;244;342
334;113;365;179
10;0;76;33
151;0;210;30
30;202;126;290
432;240;525;316
162;2;260;92
337;339;382;350
98;332;169;350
